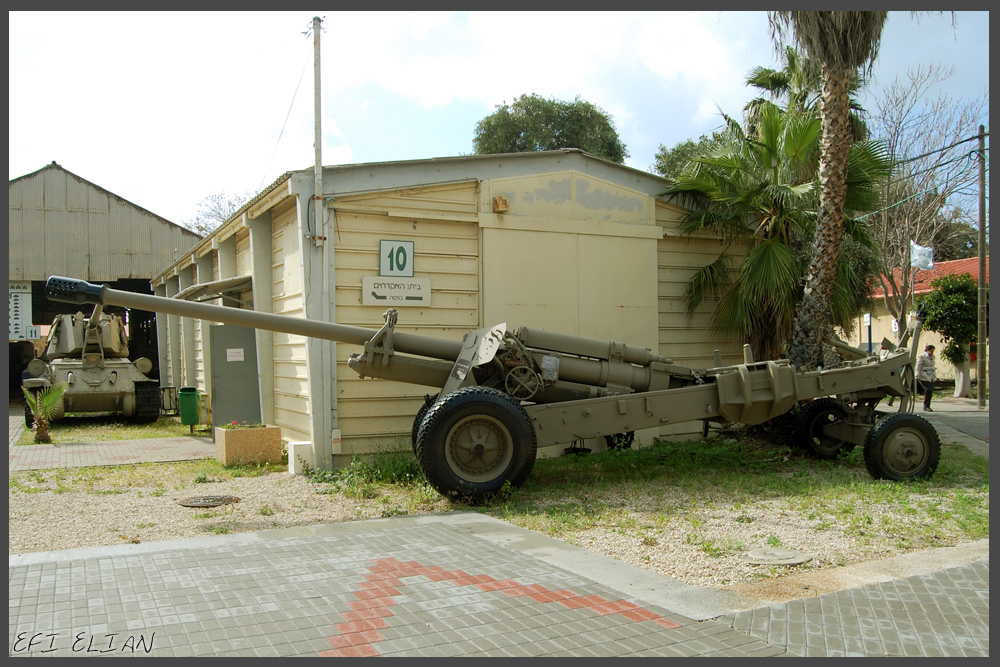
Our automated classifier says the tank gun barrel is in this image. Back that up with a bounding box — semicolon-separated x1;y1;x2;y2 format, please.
45;276;463;363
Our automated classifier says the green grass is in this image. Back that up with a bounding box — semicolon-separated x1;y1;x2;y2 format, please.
17;414;197;445
470;435;987;553
297;434;987;555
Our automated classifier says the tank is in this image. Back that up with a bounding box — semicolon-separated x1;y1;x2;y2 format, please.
21;304;160;425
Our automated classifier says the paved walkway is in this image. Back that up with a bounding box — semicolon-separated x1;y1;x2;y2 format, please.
8;514;988;657
9;407;213;472
918;396;990;459
720;559;989;657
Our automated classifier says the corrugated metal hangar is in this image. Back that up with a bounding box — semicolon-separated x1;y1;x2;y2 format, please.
8;162;201;394
151;149;744;470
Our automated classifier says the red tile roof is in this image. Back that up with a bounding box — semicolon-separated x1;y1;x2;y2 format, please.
871;256;989;298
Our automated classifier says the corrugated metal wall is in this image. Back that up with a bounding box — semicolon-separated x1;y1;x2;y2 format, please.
332;182;480;452
271;200;311;442
655;201;744;367
8;166;200;281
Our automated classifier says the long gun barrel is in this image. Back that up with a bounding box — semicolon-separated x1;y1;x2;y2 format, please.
46;276;463;363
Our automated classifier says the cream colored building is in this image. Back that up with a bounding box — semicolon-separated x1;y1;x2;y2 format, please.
152;150;743;469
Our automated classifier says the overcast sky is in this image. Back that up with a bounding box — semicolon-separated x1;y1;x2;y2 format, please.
8;11;989;226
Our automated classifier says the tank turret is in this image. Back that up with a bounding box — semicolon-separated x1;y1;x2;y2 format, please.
42;309;130;361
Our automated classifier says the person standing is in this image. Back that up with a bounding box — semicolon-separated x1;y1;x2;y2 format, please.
915;344;937;411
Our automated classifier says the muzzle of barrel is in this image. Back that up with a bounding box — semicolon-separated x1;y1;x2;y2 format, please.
45;276;106;305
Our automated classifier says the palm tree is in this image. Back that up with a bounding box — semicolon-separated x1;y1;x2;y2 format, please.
22;383;68;444
768;11;889;370
663;105;890;361
744;45;869;142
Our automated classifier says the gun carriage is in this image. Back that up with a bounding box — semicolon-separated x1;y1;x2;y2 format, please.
45;276;940;500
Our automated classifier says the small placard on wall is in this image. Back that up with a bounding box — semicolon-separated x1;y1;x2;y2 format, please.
362;276;430;306
227;348;245;362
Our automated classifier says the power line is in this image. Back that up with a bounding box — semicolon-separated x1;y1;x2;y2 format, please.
859;153;982;220
257;38;313;193
890;147;988;185
894;132;989;165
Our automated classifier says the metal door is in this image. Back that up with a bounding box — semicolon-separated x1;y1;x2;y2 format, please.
209;324;262;433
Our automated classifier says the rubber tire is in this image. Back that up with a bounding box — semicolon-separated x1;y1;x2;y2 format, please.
415;387;536;502
24;400;34;430
794;397;854;459
605;432;635;451
863;413;940;481
411;393;438;454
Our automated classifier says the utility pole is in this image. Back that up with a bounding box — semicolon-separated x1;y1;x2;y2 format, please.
977;125;987;410
312;16;325;247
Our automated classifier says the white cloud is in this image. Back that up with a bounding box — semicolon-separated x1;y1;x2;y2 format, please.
9;10;985;225
325;143;354;165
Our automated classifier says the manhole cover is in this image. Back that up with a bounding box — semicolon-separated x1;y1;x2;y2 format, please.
178;495;240;508
745;548;813;565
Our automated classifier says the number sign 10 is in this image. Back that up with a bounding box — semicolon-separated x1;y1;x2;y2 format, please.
380;240;414;277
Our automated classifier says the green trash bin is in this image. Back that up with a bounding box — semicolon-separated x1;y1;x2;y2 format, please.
178;386;201;433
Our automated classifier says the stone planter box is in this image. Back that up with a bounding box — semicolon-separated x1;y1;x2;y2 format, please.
214;425;283;466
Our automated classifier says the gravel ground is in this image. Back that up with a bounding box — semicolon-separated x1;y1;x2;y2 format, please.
9;467;987;590
8;472;450;555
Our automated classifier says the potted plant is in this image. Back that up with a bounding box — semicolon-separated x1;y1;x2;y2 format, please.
214;421;283;466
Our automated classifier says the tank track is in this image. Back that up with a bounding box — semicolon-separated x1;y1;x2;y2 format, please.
133;382;161;423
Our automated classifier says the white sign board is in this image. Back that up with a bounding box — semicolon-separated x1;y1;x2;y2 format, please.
380;240;415;277
362;276;430;307
226;348;245;362
8;281;32;340
863;313;871;326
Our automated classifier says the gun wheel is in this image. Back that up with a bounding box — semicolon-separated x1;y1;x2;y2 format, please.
24;397;35;429
416;387;536;502
794;397;854;459
863;413;940;481
411;393;438;454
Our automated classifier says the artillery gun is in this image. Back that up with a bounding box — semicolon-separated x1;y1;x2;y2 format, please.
21;305;160;427
45;276;941;500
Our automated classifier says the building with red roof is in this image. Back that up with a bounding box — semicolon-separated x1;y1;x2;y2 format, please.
846;256;989;382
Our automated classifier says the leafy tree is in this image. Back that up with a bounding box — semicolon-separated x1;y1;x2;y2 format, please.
473;94;629;163
932;214;979;262
652;134;721;181
662;105;890;361
22;382;68;444
182;191;252;235
919;273;988;397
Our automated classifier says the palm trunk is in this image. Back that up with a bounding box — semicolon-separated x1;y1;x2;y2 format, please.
787;65;854;369
35;416;52;444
